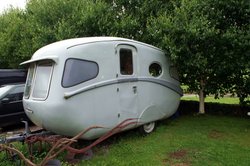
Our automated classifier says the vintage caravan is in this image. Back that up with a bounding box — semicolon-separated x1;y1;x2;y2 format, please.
21;37;182;140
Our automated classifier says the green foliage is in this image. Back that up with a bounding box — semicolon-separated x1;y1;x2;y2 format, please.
147;0;250;108
0;0;110;68
0;8;28;68
101;0;174;42
0;0;249;103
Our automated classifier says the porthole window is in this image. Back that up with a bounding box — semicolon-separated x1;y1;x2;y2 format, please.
149;63;162;77
62;58;98;87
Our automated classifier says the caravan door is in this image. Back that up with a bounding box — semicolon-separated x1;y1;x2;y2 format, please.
116;45;138;123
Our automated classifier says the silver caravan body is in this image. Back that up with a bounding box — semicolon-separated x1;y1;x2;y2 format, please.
21;37;182;140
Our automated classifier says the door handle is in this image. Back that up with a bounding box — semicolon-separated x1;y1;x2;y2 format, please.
133;86;137;94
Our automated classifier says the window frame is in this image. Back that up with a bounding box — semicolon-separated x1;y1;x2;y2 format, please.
2;85;24;103
149;62;163;77
119;48;134;75
24;63;36;99
31;61;54;101
61;58;99;88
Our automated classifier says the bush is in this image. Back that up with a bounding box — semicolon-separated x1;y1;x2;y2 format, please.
178;100;250;117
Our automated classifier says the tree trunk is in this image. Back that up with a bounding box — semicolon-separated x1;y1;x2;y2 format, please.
198;79;205;114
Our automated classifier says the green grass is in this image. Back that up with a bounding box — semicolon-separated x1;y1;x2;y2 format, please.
81;115;250;166
181;95;241;105
1;115;250;165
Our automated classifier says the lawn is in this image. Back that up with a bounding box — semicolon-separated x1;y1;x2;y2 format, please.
81;115;250;166
181;95;241;105
1;115;249;166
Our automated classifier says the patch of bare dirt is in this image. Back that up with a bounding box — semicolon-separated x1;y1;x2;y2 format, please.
163;149;191;166
208;129;224;139
171;163;190;166
169;149;188;160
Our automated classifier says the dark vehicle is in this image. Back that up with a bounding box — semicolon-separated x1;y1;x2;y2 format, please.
0;83;28;127
0;69;27;86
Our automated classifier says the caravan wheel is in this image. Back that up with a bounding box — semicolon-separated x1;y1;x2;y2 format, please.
139;122;156;135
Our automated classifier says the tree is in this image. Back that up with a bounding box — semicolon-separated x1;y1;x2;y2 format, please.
0;8;29;68
0;0;249;107
101;0;174;43
0;0;172;67
147;0;250;113
0;0;110;68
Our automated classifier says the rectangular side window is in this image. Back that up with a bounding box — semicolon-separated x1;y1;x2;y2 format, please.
7;86;24;102
24;64;35;99
32;61;53;100
120;48;133;75
62;58;99;88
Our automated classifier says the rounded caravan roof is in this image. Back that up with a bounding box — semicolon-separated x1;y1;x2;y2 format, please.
21;37;163;65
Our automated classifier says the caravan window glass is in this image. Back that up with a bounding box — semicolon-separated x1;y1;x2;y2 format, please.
24;64;35;98
149;63;162;77
5;85;24;102
62;58;99;88
120;49;133;75
0;86;12;98
32;61;53;100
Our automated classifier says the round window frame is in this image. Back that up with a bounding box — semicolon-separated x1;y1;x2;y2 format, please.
149;62;163;77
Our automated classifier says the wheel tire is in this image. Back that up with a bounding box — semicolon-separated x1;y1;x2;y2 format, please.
139;122;156;136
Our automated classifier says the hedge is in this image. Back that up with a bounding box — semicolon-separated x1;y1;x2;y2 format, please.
177;100;250;117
